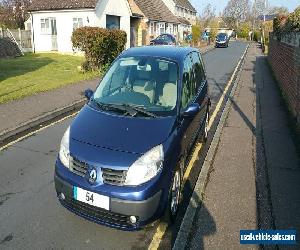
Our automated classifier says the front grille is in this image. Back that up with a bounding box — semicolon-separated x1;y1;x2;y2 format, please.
102;168;127;186
70;158;127;186
70;157;88;177
61;197;137;229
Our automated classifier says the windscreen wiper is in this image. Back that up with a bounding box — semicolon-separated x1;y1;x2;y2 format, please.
93;101;136;116
120;104;157;118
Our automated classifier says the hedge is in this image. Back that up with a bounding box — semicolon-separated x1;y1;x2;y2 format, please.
273;7;300;38
72;27;127;71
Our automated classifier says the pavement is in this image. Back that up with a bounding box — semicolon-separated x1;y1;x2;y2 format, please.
0;41;248;249
175;43;300;249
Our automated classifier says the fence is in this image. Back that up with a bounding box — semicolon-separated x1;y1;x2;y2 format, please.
0;28;32;52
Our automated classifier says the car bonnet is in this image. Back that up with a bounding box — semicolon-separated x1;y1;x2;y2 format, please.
69;105;177;155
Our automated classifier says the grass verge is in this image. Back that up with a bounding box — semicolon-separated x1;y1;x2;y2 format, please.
0;53;100;104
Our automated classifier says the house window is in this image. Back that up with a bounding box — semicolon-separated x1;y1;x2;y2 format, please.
40;18;50;34
73;18;83;30
150;22;155;35
106;15;120;29
157;23;165;35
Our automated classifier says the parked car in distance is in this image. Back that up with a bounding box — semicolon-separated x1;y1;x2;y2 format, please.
55;46;210;231
202;31;210;41
150;34;178;45
185;34;193;42
215;33;229;48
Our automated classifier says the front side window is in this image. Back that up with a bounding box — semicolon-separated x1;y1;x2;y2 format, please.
93;56;179;116
106;15;120;29
41;18;50;34
191;52;205;90
73;18;83;30
181;54;194;110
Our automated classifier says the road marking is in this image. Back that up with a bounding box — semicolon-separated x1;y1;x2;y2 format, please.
148;222;168;250
208;47;246;131
182;142;203;185
0;45;249;249
149;46;248;250
0;112;78;151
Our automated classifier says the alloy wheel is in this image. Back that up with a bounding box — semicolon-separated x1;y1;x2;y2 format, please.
204;112;209;140
170;170;181;216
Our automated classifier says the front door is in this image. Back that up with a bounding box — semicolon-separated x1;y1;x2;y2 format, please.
50;18;57;51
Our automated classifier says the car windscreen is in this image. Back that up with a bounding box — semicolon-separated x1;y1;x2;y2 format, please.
217;33;227;40
93;56;179;117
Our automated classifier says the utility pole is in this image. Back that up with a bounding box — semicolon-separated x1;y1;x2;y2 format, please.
262;0;268;52
252;0;257;41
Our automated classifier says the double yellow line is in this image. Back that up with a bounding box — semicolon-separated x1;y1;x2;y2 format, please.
148;46;248;250
0;112;79;151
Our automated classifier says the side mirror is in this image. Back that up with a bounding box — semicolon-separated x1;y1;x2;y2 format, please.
183;103;200;118
84;89;94;100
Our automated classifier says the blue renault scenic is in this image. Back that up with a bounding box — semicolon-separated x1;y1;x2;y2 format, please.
55;46;210;230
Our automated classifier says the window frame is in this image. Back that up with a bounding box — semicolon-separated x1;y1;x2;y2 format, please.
73;17;83;31
106;15;121;30
40;18;50;35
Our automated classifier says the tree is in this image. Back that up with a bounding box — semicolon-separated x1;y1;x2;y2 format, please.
223;0;251;29
253;0;269;17
237;22;251;38
192;25;200;45
0;0;31;29
201;3;216;27
268;6;289;16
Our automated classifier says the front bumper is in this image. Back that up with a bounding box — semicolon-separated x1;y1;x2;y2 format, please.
216;42;227;47
55;174;162;230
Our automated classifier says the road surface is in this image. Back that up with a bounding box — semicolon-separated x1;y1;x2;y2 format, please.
0;41;248;249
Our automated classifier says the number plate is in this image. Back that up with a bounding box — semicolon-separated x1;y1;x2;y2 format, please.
74;187;109;210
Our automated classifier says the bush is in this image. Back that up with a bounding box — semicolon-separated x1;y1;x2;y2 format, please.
273;6;300;37
286;6;300;32
237;22;250;39
192;25;200;44
253;30;261;42
72;27;127;71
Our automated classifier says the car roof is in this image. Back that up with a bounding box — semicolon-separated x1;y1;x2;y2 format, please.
120;46;200;62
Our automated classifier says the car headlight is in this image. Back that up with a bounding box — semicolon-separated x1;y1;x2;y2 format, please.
59;127;71;169
125;145;164;186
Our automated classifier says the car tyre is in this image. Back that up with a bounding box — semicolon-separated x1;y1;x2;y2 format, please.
163;165;182;224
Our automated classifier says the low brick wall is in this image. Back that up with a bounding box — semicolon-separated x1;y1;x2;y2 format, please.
268;33;300;128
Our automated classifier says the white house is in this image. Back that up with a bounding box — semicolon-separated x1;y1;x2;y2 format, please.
27;0;197;53
28;0;132;52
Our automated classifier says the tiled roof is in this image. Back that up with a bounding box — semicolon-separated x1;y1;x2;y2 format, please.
174;0;196;12
128;0;144;17
28;0;98;11
177;17;191;25
134;0;180;24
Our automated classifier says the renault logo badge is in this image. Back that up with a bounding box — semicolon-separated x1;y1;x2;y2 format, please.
89;169;97;184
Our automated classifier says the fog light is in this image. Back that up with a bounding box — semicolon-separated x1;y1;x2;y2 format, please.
129;216;137;224
59;193;65;200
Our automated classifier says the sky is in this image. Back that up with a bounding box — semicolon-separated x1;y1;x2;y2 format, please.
190;0;300;16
